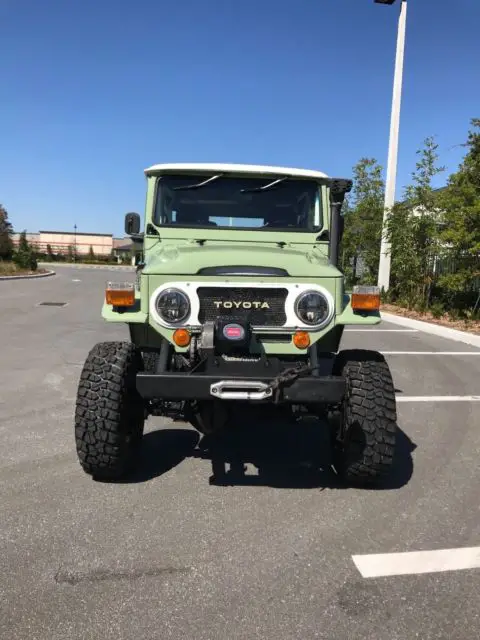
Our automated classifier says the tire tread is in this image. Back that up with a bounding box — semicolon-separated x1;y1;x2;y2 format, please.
334;349;397;486
74;341;144;480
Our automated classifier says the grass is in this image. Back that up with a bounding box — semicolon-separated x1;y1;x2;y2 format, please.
0;261;45;277
381;302;480;336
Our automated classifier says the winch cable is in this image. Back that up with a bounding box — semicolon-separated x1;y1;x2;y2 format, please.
270;363;322;404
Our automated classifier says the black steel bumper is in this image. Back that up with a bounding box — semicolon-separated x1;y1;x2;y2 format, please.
136;372;345;404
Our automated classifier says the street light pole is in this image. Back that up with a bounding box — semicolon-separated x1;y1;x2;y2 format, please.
377;0;408;292
73;224;77;263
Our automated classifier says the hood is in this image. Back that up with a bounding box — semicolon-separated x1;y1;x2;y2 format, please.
142;242;341;278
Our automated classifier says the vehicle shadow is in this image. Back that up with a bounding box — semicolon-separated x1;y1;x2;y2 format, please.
194;418;416;490
124;416;416;490
123;428;201;484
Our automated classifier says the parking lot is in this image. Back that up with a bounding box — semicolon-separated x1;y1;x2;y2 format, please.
1;265;479;640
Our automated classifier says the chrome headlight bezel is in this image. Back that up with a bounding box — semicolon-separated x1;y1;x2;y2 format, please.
294;289;331;328
154;287;191;325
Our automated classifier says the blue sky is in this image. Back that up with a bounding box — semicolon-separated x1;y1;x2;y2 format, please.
2;0;479;237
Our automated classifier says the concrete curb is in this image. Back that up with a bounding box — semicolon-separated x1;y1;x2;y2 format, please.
0;269;56;281
381;311;480;348
39;262;135;271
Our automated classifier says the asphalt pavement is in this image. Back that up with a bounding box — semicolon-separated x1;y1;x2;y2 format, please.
1;265;479;640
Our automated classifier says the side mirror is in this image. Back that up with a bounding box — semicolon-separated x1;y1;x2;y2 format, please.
125;212;141;236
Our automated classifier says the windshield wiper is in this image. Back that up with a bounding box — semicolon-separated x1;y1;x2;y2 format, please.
240;177;288;193
172;174;224;190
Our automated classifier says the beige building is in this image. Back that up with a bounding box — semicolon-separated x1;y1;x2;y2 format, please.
11;232;40;245
12;230;134;261
112;237;133;258
12;231;130;256
38;230;114;256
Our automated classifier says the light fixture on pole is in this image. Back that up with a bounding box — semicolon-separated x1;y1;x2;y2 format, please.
74;224;77;263
375;0;408;292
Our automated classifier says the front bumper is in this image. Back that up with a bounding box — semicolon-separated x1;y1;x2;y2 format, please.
136;372;345;404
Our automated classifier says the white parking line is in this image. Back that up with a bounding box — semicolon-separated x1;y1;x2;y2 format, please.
382;351;480;355
397;395;480;402
352;547;480;578
345;329;418;333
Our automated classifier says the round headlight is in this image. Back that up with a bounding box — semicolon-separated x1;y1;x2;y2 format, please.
294;291;330;326
155;288;190;324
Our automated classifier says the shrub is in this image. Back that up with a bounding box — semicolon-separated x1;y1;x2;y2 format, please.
13;248;37;271
429;302;445;318
13;230;37;271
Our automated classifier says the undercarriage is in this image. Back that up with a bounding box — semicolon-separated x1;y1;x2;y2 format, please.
138;321;345;434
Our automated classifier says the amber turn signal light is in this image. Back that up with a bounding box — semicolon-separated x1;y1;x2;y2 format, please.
351;285;381;311
173;328;191;347
105;281;135;307
293;331;311;349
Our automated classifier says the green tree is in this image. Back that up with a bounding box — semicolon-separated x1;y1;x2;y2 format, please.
88;245;95;261
67;245;75;262
13;230;37;271
46;243;54;260
386;136;445;309
18;230;29;252
436;118;480;312
0;204;14;260
341;158;385;286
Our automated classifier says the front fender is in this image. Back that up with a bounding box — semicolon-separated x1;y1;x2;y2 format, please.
335;294;381;326
101;292;148;324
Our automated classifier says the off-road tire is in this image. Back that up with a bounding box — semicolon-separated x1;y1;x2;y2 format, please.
332;349;397;487
74;341;145;481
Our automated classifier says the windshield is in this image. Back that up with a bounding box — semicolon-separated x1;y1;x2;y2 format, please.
153;174;323;232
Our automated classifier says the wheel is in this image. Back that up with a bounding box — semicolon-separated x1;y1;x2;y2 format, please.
74;341;145;481
332;349;397;487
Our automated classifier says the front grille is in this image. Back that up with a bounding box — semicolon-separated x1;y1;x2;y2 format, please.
197;287;288;327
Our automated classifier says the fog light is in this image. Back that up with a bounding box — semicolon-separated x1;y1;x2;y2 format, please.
293;331;310;349
173;328;191;347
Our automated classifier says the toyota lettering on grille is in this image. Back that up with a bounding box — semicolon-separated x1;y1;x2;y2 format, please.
197;286;287;327
213;301;271;310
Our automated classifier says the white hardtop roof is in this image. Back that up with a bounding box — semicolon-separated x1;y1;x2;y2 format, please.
144;162;328;179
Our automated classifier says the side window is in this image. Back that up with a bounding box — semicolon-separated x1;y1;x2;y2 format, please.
314;191;321;227
296;192;313;227
161;184;175;223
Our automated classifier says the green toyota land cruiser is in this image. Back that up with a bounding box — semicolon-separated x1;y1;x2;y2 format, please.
74;163;397;487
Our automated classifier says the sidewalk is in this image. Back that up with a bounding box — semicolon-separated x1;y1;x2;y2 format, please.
381;311;480;348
